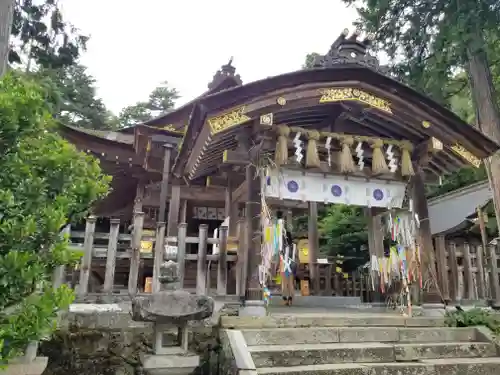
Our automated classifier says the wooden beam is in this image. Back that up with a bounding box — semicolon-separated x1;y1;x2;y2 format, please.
144;185;227;205
222;149;251;166
232;179;247;203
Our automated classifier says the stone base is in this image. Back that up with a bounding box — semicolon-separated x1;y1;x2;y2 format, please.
239;300;266;317
0;357;48;375
141;348;199;375
270;295;362;308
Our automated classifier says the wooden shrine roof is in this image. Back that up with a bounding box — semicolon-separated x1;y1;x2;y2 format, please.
171;33;500;182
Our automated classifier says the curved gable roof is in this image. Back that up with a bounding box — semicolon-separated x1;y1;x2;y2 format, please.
174;64;500;176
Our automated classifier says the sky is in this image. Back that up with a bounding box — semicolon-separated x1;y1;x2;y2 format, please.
61;0;359;114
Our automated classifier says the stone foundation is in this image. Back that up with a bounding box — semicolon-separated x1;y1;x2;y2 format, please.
39;309;223;375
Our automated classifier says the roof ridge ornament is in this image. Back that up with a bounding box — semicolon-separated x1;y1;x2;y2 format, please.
312;28;388;74
207;57;242;90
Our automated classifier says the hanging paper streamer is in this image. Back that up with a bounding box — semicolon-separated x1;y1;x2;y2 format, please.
263;286;271;306
355;142;364;170
293;133;303;163
325;136;332;167
386;144;398;173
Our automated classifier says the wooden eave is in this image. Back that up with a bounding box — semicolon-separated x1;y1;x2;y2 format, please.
59;125;143;167
174;64;500;180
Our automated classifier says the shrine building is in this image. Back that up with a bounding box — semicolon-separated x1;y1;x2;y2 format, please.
60;30;500;308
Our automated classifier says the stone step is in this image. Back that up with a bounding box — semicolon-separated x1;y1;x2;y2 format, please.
256;357;500;375
220;314;445;329
242;327;477;346
249;341;496;367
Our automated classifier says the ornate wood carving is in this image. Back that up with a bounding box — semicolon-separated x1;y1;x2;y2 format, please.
207;106;251;134
450;143;482;168
310;29;388;74
319;88;392;114
159;124;186;134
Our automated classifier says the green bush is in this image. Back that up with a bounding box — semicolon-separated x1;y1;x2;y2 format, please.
445;308;500;335
0;72;110;365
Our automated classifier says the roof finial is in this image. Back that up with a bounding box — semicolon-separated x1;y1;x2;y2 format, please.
207;57;242;90
308;27;386;74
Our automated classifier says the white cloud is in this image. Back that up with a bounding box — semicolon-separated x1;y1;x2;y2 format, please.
60;0;358;114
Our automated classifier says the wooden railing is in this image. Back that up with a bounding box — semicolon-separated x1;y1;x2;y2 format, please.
55;213;245;301
59;214;370;302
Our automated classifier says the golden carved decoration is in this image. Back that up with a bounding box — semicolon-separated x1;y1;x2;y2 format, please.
277;97;287;106
422;121;431;128
207;106;251;134
430;137;443;152
451;143;482;168
260;113;273;126
161;124;185;134
319;87;392;114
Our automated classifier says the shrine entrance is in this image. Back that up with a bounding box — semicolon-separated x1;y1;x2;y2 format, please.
126;29;500;316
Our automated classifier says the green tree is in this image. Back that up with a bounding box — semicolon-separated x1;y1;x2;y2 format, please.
0;72;110;365
119;81;180;126
319;205;369;268
303;52;321;69
119;102;154;126
10;0;88;70
35;65;118;130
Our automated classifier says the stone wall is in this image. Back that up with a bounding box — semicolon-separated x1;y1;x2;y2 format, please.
38;304;237;375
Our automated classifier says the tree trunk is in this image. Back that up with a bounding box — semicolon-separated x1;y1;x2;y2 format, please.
0;0;15;77
466;31;500;235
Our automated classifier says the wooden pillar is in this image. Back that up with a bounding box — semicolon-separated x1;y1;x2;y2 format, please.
196;224;208;295
474;241;486;300
128;211;144;296
166;184;181;237
476;206;488;299
462;242;475;299
132;184;146;292
434;235;450;303
177;223;187;289
103;218;120;294
133;180;145;213
229;201;239;236
180;200;188;223
224;176;232;218
244;164;262;301
77;216;96;298
366;208;384;301
447;241;459;303
152;222;166;293
217;226;229;295
235;218;245;297
286;209;293;232
158;144;173;223
308;202;320;294
411;169;438;301
489;243;500;307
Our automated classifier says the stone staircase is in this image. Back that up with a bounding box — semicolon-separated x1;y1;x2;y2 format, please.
220;314;500;375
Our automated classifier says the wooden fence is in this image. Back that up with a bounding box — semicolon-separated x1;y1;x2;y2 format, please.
440;240;500;303
58;213;372;301
56;214;500;305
